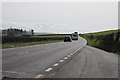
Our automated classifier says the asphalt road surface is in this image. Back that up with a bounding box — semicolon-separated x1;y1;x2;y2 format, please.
2;37;86;78
48;46;118;78
1;37;118;79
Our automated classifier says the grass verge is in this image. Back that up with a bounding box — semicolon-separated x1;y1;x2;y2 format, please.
81;36;100;47
2;40;63;49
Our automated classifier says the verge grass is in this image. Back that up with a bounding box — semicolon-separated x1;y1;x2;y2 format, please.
81;36;100;47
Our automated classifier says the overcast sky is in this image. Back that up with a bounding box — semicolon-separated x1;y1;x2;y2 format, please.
1;2;118;34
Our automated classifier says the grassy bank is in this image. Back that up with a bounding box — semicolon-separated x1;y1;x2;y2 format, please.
31;35;69;38
84;29;120;36
2;40;63;49
80;29;120;54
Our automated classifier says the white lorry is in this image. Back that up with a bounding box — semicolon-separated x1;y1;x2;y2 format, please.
71;32;78;40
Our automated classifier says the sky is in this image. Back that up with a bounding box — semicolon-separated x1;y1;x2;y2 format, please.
1;1;119;34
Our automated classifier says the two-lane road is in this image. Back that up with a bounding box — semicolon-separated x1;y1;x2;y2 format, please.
2;37;87;78
1;37;118;78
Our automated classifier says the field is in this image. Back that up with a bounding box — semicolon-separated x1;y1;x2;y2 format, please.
2;40;63;49
81;29;120;54
31;35;67;38
2;34;72;49
84;29;120;36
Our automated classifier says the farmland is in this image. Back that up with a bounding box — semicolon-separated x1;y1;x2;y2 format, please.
31;35;68;38
2;40;63;49
2;34;68;49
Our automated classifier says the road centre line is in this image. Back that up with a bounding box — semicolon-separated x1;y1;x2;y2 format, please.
53;63;59;67
45;68;52;72
67;55;71;57
59;60;64;62
34;74;44;79
64;57;68;59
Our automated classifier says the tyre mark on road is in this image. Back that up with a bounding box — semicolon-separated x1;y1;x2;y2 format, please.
79;51;88;78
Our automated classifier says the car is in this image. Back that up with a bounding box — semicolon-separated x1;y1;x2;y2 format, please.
64;36;72;42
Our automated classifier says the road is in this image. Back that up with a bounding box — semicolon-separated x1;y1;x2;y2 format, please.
1;37;118;79
47;46;118;78
2;37;86;78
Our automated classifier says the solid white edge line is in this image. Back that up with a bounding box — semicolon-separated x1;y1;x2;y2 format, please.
1;70;26;75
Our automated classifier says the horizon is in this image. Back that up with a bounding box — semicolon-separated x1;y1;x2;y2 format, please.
1;28;119;34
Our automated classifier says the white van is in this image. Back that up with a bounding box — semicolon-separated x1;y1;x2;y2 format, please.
72;33;78;40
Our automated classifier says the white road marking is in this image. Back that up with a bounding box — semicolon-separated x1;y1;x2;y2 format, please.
45;68;52;72
67;55;71;57
59;60;64;62
34;74;44;78
74;50;77;53
53;63;59;67
71;54;73;55
17;51;29;55
64;57;68;59
0;70;26;75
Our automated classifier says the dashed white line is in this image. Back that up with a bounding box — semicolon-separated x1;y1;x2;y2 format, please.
67;55;71;57
74;51;77;53
59;60;64;62
34;74;44;79
53;63;59;67
45;68;52;72
64;57;68;59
